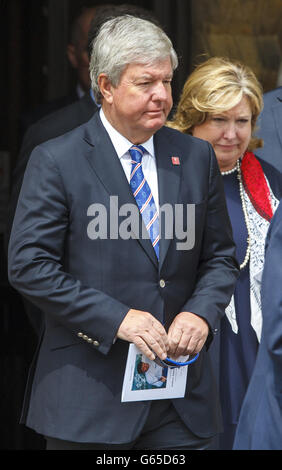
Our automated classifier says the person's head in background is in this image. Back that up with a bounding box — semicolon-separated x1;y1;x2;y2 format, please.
67;6;98;94
168;57;263;172
66;3;162;97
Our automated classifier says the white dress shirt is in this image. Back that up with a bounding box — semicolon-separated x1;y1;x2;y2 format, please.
99;108;159;210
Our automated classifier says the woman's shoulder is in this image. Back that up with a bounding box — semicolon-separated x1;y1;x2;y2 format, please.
255;154;282;199
256;154;282;178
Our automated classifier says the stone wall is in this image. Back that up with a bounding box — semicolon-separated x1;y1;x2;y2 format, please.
190;0;282;91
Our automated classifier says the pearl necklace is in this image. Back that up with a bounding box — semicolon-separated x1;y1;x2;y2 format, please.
222;159;251;270
221;165;237;175
236;159;251;269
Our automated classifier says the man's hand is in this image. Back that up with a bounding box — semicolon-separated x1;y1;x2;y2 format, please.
167;311;209;359
117;309;169;361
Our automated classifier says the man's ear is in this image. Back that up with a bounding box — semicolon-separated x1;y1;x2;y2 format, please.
67;44;78;69
98;74;114;104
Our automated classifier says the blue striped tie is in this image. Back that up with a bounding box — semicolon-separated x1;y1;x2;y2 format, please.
129;145;159;259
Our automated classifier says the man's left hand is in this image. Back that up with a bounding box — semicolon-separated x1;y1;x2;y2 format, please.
167;311;209;359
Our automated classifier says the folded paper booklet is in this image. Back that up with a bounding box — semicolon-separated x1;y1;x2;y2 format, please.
121;344;189;402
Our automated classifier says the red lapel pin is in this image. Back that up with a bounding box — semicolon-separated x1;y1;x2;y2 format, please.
171;156;180;165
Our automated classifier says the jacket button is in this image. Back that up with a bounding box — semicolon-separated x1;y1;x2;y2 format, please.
159;279;166;288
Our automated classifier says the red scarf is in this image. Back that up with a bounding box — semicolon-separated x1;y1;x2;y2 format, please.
241;151;274;222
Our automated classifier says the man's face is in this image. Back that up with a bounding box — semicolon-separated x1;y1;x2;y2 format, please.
67;8;96;92
193;96;252;172
141;362;149;373
101;58;173;143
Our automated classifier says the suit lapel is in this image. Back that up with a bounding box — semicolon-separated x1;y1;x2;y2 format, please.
83;113;158;267
154;128;182;270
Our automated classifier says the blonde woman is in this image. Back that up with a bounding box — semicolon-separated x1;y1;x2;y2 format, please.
168;57;282;449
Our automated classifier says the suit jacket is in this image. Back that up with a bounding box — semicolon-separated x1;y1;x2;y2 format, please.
18;89;79;145
233;200;282;450
255;86;282;173
8;92;97;243
8;112;239;444
6;93;98;334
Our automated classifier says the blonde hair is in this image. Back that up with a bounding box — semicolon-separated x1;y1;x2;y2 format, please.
168;57;263;150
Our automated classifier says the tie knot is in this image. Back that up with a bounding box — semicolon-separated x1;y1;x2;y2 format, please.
129;145;146;164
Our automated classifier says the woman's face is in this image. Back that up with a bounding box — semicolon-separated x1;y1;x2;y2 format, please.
193;96;252;171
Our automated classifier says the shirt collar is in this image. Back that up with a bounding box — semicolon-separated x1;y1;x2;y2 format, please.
99;108;155;159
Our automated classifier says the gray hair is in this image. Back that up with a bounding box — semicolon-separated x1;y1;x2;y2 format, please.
89;15;178;103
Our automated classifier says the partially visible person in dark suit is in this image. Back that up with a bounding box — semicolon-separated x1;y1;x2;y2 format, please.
255;86;282;173
6;4;161;335
66;5;98;98
233;199;282;450
19;5;98;140
8;15;239;450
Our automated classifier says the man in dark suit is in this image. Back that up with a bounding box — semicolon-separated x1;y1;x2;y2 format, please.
233;199;282;450
6;4;160;334
255;86;282;173
8;15;239;450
